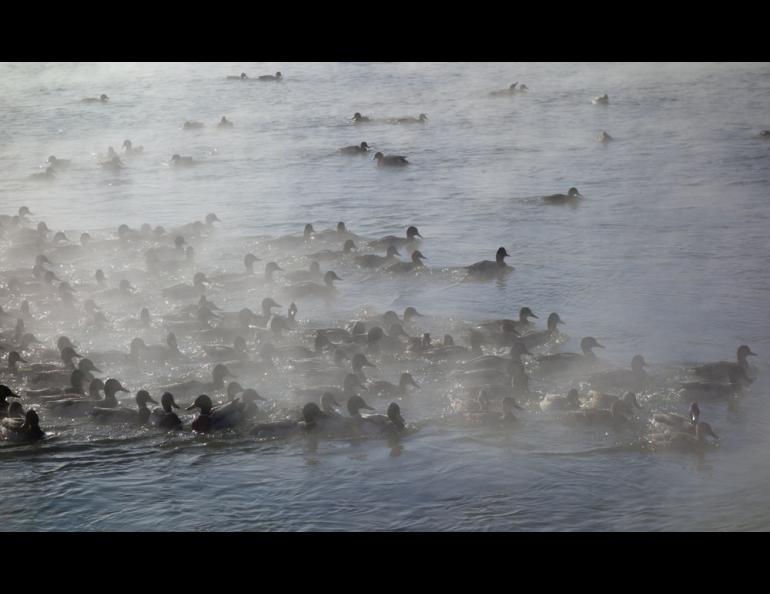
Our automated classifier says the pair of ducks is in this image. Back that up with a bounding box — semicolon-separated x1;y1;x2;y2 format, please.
352;112;428;125
226;71;282;81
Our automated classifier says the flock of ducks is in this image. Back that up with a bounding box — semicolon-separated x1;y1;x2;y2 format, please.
0;203;759;452
4;70;764;454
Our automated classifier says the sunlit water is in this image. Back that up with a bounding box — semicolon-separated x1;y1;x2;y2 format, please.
1;62;770;531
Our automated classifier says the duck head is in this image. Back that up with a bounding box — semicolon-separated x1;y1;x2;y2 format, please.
387;402;406;429
324;271;342;287
187;394;213;415
161;392;180;412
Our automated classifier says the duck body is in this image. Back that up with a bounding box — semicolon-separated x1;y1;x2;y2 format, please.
543;187;582;205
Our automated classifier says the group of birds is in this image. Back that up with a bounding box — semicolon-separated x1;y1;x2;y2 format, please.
0;203;759;452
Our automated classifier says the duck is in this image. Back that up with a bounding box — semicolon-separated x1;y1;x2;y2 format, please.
593;94;609;105
390;114;428;124
543;187;582;205
588;355;650;393
250;402;324;440
284;261;323;283
359;402;407;437
24;369;87;401
28;357;101;389
598;131;613;143
647;421;719;450
258;71;282;81
47;155;71;170
679;367;750;402
368;226;422;250
536;337;604;375
562;400;633;429
211;388;267;427
218;116;234;128
1;409;45;443
455;342;531;374
29;167;56;181
0;385;21;417
152;392;183;429
81;94;109;103
760;130;770;138
186;394;244;433
160;364;234;401
284;271;342;300
170;154;195;167
45;378;129;416
203;336;249;362
293;373;367;402
374;152;409;167
122;140;144;156
100;156;124;171
368;373;420;399
355;245;400;268
226;72;248;80
490;82;520;96
465;247;513;280
516;312;565;350
465;396;521;426
307;239;357;262
690;345;757;382
183;121;204;130
653;402;700;431
540;389;582;412
478;306;539;337
162;272;209;300
91;390;158;425
386;250;426;274
451;358;522;388
423;331;485;362
352;112;372;123
585;390;642;411
339;141;370;155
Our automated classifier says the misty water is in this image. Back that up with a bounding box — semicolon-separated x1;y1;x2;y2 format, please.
1;62;769;531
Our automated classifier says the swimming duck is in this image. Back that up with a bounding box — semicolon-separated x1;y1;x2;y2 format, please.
183;121;204;129
536;337;604;375
29;167;56;181
455;342;531;374
47;155;71;170
1;409;45;443
307;239;357;262
690;345;757;382
122;140;144;156
258;71;282;81
91;390;158;425
170;154;195;167
161;364;234;401
369;226;422;250
593;94;609;105
339;142;370;155
540;389;582;412
152;392;183;429
760;130;770;138
391;114;428;124
203;336;249;362
374;152;409;167
293;373;367;402
284;271;342;300
598;131;613;143
585;390;642;411
250;402;324;440
386;250;426;274
218;116;234;128
679;367;750;402
284;261;323;283
100;156;124;171
226;72;248;80
490;83;520;96
588;355;650;393
359;402;407;437
355;245;400;268
451;358;523;389
517;312;565;350
543;187;582;205
162;272;209;300
81;94;109;103
25;369;87;401
211;388;266;428
352;112;371;123
466;247;513;280
45;378;129;416
466;396;521;427
653;402;700;431
368;372;420;398
0;385;21;417
29;357;101;389
647;421;719;450
423;331;485;362
563;400;633;429
186;393;248;433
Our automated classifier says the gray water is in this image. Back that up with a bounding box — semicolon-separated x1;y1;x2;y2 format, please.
1;62;769;531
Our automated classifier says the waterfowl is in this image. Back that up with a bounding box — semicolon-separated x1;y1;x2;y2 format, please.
284;261;323;283
423;331;485;362
284;270;342;300
585;390;642;411
0;385;21;417
391;114;428;124
47;155;71;170
25;369;87;401
648;421;719;450
490;83;520;96
352;112;371;123
29;357;101;389
368;373;420;399
359;402;407;437
258;71;282;81
588;355;650;393
355;245;400;268
250;402;323;440
517;312;565;350
122;140;144;155
204;336;249;362
30;167;56;181
653;402;700;431
183;121;204;129
162;272;209;300
543;187;582;205
153;392;183;429
466;396;521;426
339;141;370;155
218;116;234;128
451;358;522;389
170;154;195;167
91;390;158;424
536;337;604;375
598;131;613;142
186;393;249;433
369;226;422;250
593;94;609;105
307;239;357;262
691;346;757;382
456;342;531;374
466;247;513;280
563;400;633;429
1;409;45;443
540;389;582;412
226;72;248;80
760;130;770;138
100;156;124;171
45;378;129;415
374;152;409;167
161;364;234;401
81;94;109;103
212;388;266;427
386;250;426;274
293;373;367;402
679;367;750;402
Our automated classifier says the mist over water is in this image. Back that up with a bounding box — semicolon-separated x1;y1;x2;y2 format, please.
1;62;770;531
